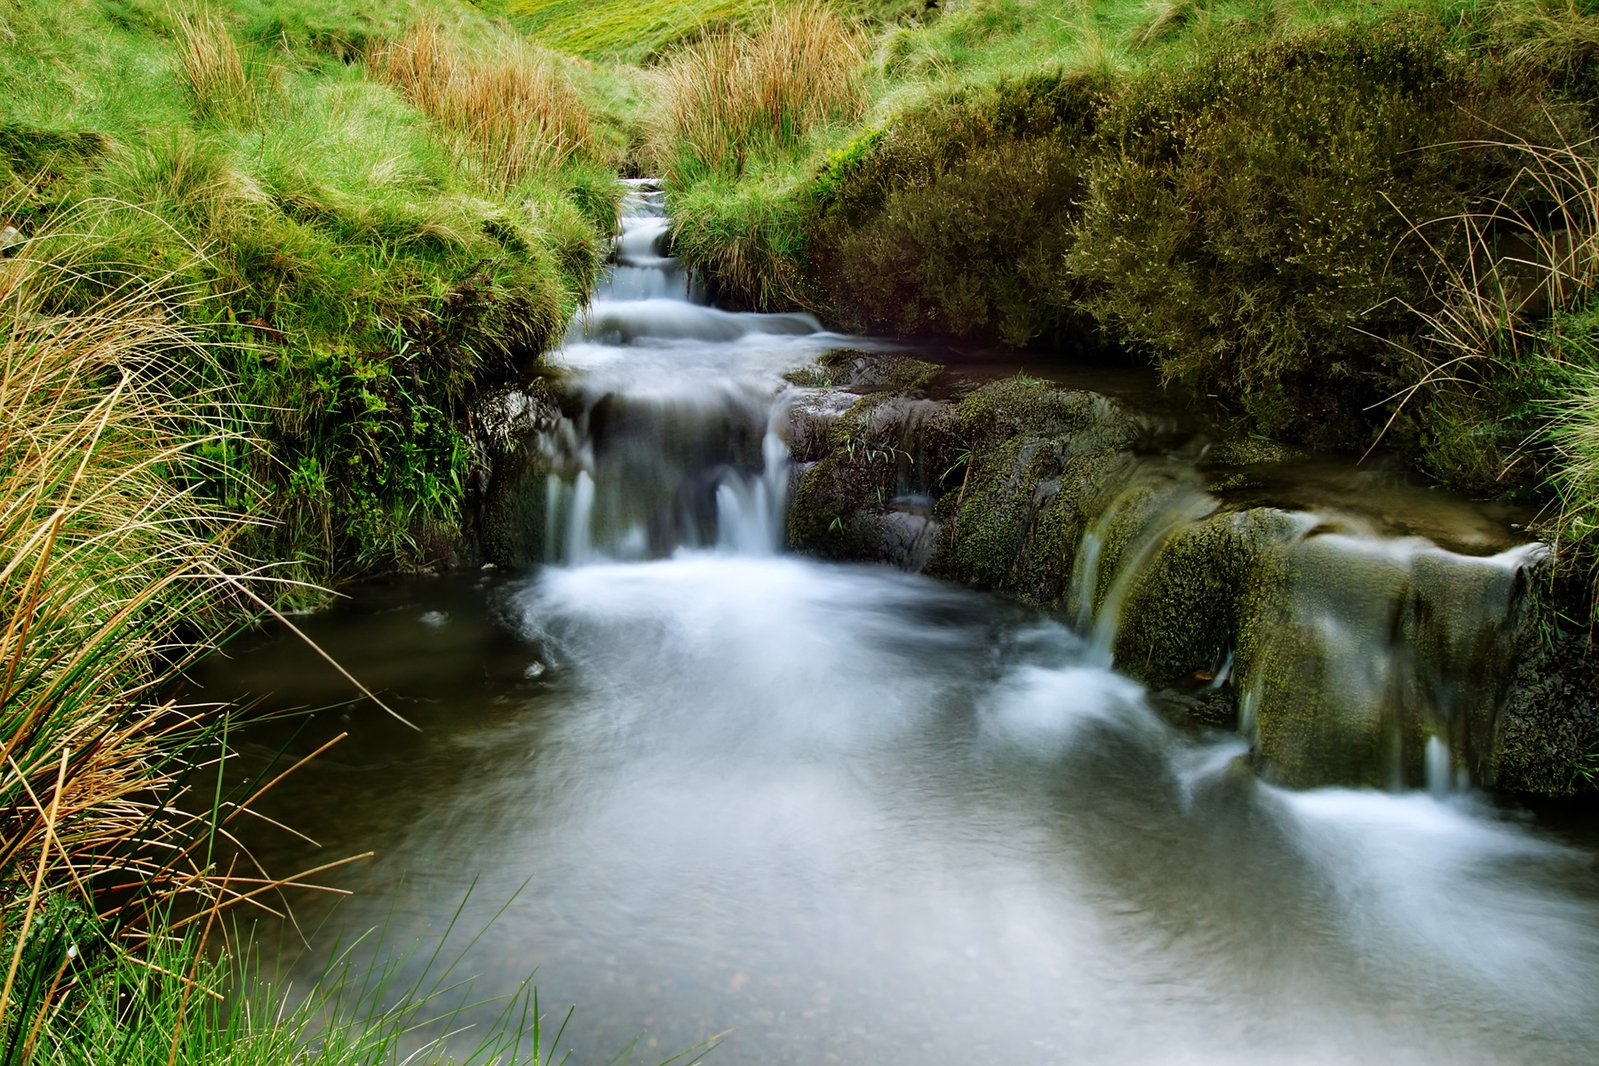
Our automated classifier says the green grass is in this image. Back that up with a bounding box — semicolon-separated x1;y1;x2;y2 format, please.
507;0;925;63
0;0;624;586
511;0;764;62
9;898;584;1065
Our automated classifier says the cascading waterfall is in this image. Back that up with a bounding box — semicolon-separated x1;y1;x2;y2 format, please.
536;179;830;563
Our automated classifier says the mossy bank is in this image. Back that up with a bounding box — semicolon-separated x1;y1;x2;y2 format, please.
1;0;631;587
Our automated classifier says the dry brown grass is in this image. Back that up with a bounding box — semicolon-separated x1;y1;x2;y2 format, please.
0;220;316;1027
174;8;258;126
648;1;866;184
372;15;596;188
1497;0;1599;84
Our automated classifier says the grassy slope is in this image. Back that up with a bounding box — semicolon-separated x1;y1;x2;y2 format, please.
0;0;625;586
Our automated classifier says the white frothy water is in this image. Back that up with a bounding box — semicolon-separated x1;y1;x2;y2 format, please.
538;180;872;564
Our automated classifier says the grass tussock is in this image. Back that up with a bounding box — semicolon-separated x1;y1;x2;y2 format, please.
174;8;260;126
373;14;599;187
0;224;264;1051
648;1;867;186
1495;0;1599;84
1407;131;1599;591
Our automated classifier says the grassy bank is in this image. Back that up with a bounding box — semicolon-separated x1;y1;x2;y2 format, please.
1;0;627;588
619;0;1599;620
0;0;633;1058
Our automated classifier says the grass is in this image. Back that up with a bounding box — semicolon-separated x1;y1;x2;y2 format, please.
0;220;261;1059
646;1;867;188
0;0;623;585
174;7;263;127
510;0;765;62
0;212;625;1062
372;14;602;188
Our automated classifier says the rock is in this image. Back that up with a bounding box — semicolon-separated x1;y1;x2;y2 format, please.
1491;624;1599;795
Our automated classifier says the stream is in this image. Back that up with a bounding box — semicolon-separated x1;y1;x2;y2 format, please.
200;181;1599;1065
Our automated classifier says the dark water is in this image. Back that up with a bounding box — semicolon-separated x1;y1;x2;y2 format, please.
197;181;1599;1065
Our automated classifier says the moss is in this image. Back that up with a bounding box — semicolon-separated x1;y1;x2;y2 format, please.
954;375;1142;447
813;347;942;393
1113;507;1297;687
1237;540;1394;788
806;69;1114;345
928;379;1143;605
787;451;897;558
1493;624;1599;796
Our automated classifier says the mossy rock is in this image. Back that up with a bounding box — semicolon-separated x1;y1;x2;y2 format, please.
787;452;897;560
1491;621;1599;796
475;384;565;569
926;378;1143;605
955;376;1141;450
807;348;943;394
1112;507;1300;689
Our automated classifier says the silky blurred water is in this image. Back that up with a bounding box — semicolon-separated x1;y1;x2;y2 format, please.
204;556;1599;1065
198;179;1599;1065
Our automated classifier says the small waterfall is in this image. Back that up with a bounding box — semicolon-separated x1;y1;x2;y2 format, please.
492;179;1551;795
1068;463;1218;664
1237;530;1544;789
1038;452;1544;790
533;179;824;564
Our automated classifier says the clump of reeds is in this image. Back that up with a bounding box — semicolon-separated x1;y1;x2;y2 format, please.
648;1;866;185
0;220;274;1049
1384;125;1599;591
174;8;259;126
1132;0;1198;46
1496;0;1599;83
372;15;596;188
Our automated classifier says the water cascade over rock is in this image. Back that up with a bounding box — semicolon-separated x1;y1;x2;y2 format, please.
478;181;1590;796
481;180;849;566
219;181;1599;1064
779;360;1572;794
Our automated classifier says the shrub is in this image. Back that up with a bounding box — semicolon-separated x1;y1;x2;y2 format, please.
807;70;1114;345
1066;16;1565;444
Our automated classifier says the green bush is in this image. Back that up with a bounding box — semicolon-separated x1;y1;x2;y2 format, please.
1068;17;1563;444
807;70;1114;345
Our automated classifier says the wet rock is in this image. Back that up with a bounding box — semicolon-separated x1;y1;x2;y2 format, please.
929;380;1144;606
1112;507;1300;689
784;389;856;464
475;382;565;568
1492;626;1599;795
784;348;941;393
